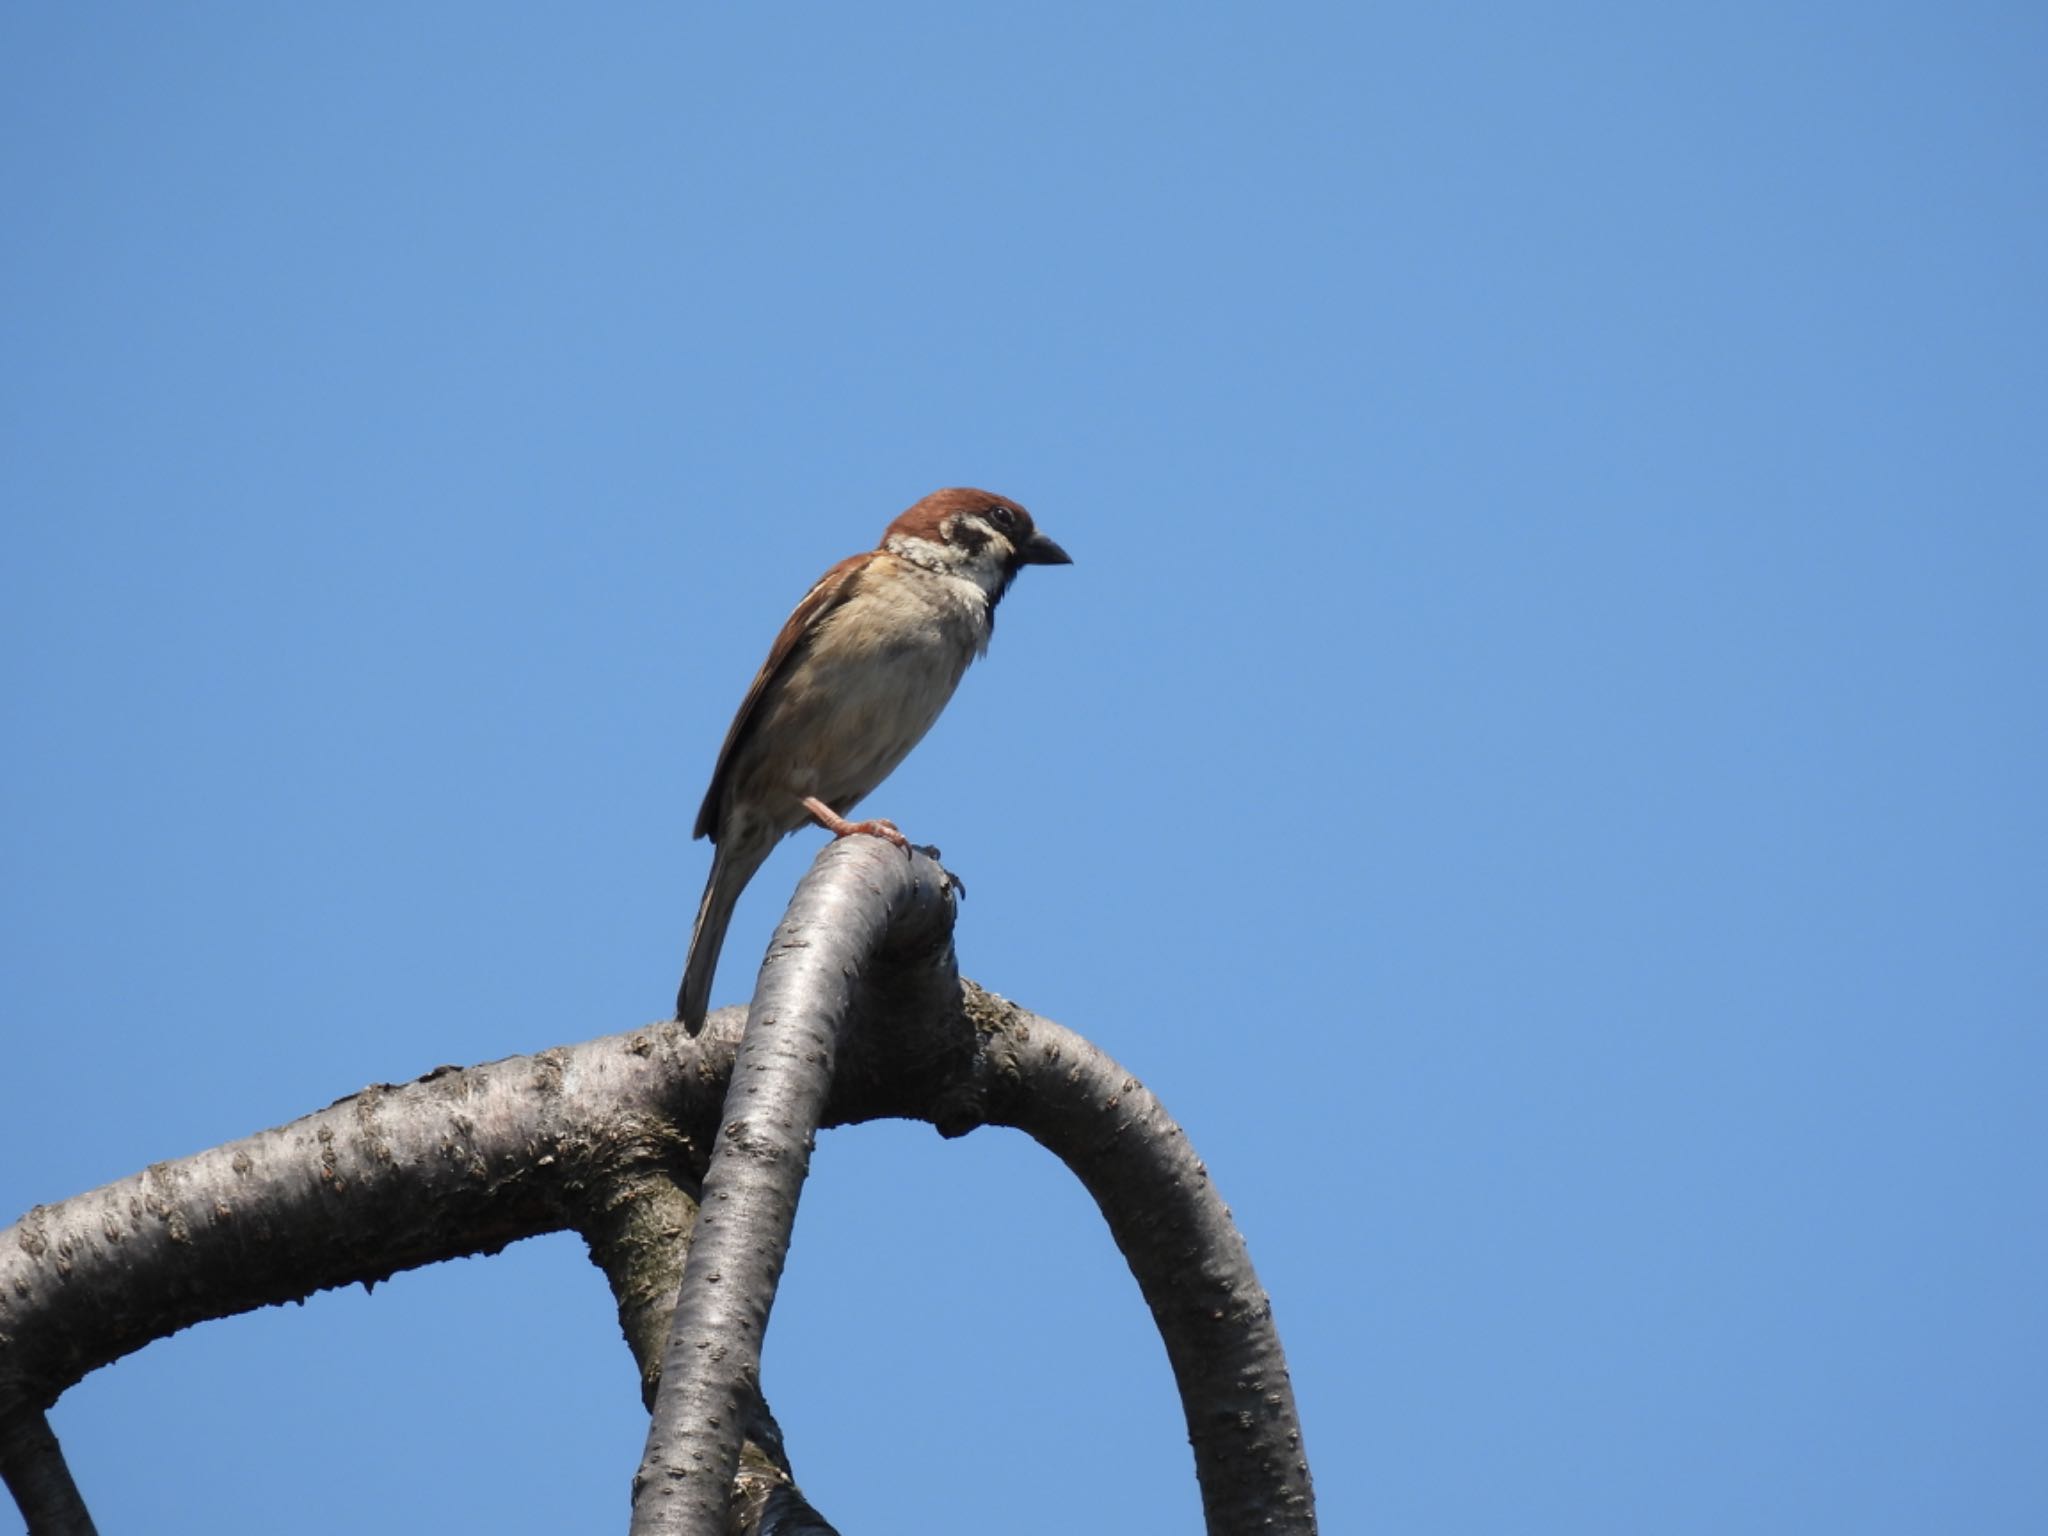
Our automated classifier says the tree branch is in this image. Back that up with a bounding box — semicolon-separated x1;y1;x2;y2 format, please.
965;987;1318;1535
583;1161;838;1533
0;1013;840;1534
630;835;959;1536
3;840;1315;1535
0;1409;97;1536
583;1164;703;1411
0;1020;737;1421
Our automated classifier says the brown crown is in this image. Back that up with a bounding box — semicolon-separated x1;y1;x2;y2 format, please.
882;487;1034;545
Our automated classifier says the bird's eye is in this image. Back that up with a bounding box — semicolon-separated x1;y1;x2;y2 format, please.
989;506;1017;531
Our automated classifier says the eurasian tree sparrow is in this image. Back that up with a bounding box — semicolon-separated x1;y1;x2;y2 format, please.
675;488;1071;1032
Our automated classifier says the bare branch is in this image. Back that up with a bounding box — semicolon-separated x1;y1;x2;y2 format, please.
0;1012;844;1534
0;1021;738;1420
630;836;959;1536
965;987;1318;1536
0;1409;97;1536
583;1164;703;1410
3;836;1314;1534
583;1163;837;1534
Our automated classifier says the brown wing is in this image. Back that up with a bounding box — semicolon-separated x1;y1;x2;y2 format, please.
693;551;871;840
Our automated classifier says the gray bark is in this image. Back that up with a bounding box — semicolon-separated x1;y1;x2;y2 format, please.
971;990;1318;1534
631;837;960;1535
1;839;1315;1535
0;1411;96;1536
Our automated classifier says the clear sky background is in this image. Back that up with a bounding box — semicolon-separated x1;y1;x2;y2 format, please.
3;5;2043;1533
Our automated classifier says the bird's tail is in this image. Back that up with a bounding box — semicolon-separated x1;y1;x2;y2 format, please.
675;840;761;1034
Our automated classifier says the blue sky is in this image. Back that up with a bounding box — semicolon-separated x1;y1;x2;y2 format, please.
3;5;2044;1532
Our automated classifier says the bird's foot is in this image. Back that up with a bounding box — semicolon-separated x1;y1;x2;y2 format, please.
801;795;913;853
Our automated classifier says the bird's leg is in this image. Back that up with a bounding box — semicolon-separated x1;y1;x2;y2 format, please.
801;795;914;853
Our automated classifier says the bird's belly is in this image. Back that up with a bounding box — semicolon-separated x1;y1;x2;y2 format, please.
767;615;979;813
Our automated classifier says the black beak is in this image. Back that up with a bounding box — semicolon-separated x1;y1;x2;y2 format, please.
1020;530;1073;566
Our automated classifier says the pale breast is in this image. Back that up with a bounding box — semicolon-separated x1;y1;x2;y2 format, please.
735;560;991;820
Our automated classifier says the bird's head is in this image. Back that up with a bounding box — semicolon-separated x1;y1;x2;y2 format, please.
882;487;1072;602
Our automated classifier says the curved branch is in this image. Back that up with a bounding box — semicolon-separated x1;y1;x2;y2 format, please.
630;836;959;1536
3;841;1315;1535
965;986;1317;1536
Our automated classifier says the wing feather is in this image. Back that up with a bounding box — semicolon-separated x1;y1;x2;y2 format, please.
692;552;871;841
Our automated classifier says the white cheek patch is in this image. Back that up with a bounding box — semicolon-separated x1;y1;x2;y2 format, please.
887;534;951;567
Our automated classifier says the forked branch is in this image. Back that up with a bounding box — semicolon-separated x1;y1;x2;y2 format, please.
1;841;1315;1535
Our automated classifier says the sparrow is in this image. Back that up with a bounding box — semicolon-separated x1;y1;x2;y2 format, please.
675;487;1072;1032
